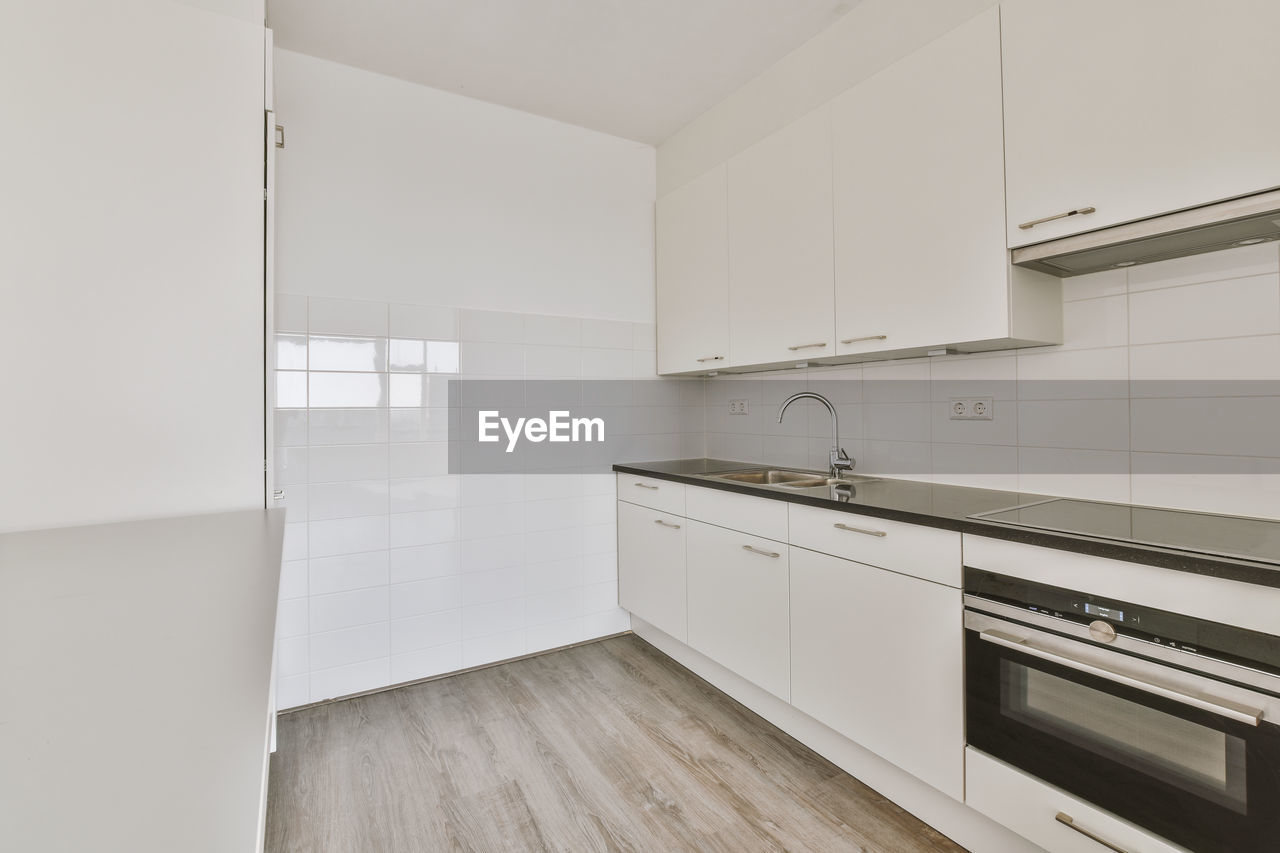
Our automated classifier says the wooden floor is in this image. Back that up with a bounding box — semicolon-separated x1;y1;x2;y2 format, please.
266;634;967;852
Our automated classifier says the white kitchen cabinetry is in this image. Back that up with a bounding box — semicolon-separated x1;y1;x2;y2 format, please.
1002;0;1280;248
617;501;687;642
655;165;730;374
833;7;1060;357
789;547;964;799
686;519;791;700
726;107;835;368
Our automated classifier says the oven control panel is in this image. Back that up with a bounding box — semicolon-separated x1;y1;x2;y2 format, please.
965;567;1280;673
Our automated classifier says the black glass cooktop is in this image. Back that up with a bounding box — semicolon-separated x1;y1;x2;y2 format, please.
973;498;1280;566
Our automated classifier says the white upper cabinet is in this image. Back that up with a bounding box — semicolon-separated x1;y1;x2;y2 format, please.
832;7;1056;356
655;165;730;374
1002;0;1280;248
727;107;836;368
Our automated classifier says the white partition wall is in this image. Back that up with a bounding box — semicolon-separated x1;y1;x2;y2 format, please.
0;0;267;532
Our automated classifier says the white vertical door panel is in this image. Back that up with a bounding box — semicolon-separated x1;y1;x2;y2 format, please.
686;520;790;701
727;107;835;368
833;7;1010;356
1002;0;1280;247
0;0;265;531
789;546;964;799
617;501;688;642
656;165;730;374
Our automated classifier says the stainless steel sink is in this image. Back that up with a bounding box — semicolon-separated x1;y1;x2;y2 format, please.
702;468;883;490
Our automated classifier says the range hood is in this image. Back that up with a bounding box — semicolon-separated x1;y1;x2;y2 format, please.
1011;189;1280;278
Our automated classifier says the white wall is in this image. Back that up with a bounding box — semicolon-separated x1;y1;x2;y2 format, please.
0;0;266;533
271;51;662;708
657;0;999;196
274;50;656;321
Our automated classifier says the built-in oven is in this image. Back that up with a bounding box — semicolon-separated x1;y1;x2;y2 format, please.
965;568;1280;853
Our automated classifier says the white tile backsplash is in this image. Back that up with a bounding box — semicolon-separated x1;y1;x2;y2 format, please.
390;304;458;340
1128;275;1280;345
308;297;388;337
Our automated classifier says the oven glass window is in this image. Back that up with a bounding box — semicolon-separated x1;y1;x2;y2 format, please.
1001;660;1248;812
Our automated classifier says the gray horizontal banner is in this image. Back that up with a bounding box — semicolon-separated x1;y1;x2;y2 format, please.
443;380;1280;475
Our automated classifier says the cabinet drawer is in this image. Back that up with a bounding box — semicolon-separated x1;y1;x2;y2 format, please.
685;485;787;542
788;504;960;587
966;748;1188;853
617;501;687;642
616;473;685;515
686;520;789;701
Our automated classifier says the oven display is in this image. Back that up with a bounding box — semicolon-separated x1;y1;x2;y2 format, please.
1084;602;1124;621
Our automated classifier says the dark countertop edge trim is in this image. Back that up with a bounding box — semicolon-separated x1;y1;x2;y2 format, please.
612;463;1280;589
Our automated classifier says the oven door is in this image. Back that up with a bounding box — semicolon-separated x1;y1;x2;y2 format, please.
965;610;1280;853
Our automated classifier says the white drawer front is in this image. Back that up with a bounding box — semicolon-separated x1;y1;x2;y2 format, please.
685;484;788;542
788;503;960;587
966;748;1190;853
616;473;685;516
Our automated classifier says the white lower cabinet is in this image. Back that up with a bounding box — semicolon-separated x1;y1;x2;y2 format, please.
966;748;1188;853
789;546;964;800
686;520;790;701
617;500;687;642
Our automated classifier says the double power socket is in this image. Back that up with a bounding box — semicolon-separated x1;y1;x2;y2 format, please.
949;397;994;420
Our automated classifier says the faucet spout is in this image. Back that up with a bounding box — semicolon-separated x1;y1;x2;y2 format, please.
776;391;854;478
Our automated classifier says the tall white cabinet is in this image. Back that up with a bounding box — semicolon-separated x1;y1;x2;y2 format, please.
1001;0;1280;247
726;107;836;368
655;165;730;374
832;7;1057;358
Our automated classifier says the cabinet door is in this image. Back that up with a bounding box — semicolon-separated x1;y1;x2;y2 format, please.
833;7;1010;356
656;165;730;374
1002;0;1280;248
790;547;963;799
617;501;687;641
686;520;790;700
727;107;835;367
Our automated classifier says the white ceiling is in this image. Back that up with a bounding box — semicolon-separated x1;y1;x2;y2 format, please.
266;0;859;144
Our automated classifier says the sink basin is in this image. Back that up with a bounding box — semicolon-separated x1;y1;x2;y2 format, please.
710;469;833;488
702;468;885;491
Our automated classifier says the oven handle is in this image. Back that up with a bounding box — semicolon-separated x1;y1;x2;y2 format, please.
979;629;1263;727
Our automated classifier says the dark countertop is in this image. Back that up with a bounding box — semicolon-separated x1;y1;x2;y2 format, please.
613;458;1280;589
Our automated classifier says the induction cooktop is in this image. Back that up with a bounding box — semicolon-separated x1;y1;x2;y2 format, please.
971;498;1280;566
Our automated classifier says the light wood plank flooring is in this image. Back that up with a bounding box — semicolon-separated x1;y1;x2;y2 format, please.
266;634;967;852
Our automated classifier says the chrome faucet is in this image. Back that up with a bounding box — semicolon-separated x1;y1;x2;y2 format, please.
776;391;854;479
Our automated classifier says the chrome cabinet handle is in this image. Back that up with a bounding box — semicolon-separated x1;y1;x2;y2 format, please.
742;544;780;558
834;523;887;538
653;519;681;529
695;355;724;363
840;335;887;345
1018;206;1096;230
980;629;1263;726
634;482;658;490
787;342;828;351
1054;813;1130;853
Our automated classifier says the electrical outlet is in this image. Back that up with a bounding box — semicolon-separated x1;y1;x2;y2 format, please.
728;399;749;415
949;397;994;420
